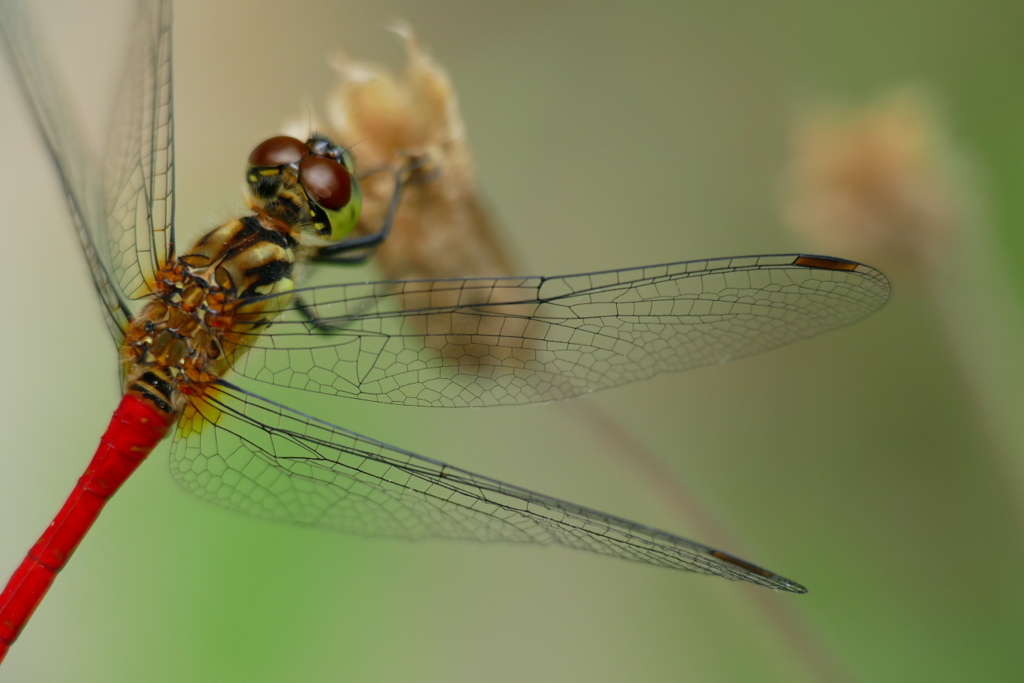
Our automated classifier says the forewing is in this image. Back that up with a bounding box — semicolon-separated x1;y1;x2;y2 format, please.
170;380;806;593
230;254;890;407
0;0;132;340
103;0;175;299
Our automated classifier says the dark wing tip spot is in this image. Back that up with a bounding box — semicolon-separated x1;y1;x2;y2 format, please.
793;255;860;272
709;549;807;592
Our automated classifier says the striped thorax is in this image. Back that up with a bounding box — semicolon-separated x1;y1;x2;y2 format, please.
122;135;362;414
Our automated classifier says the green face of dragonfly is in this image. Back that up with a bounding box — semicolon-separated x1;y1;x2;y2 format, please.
246;134;362;242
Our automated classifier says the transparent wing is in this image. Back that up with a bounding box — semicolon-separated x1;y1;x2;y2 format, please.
102;0;175;301
0;0;132;340
170;380;806;593
230;254;890;407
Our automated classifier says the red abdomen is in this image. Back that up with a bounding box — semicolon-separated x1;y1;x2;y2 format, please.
0;394;175;659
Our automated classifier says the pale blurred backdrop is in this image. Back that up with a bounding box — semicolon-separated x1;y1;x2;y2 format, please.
2;0;1024;681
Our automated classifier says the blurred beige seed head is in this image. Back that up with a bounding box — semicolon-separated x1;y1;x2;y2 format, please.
284;23;514;284
783;91;966;273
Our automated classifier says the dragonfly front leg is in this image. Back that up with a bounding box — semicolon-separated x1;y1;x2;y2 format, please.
313;154;433;265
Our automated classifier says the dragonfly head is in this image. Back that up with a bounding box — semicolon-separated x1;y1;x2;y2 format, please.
246;134;363;243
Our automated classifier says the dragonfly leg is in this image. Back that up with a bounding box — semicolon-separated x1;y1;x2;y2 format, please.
293;293;379;334
314;153;434;265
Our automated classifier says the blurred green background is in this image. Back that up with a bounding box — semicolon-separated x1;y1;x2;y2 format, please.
2;0;1024;681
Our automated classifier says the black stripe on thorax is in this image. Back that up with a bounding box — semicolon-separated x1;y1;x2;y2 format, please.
235;215;297;250
241;259;294;297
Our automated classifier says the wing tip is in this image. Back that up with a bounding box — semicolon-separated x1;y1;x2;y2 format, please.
710;549;809;594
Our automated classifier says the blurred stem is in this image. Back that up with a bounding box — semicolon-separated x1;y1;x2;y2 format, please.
927;219;1024;524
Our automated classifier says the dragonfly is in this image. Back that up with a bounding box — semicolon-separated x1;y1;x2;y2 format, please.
0;0;890;664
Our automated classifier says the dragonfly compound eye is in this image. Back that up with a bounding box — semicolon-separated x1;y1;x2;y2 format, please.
247;136;308;168
298;155;363;241
246;136;310;199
